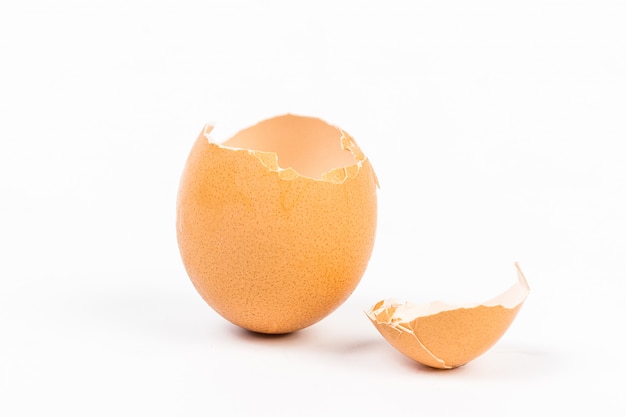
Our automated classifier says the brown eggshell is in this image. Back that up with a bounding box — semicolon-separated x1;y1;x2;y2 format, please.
177;114;379;334
366;263;530;369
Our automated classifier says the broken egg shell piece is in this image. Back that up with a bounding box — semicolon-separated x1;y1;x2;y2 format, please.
366;263;530;369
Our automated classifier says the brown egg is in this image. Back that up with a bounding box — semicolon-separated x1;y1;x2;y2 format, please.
366;263;530;369
176;114;379;334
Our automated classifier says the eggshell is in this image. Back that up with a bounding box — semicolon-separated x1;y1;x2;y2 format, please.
177;114;378;334
366;263;530;369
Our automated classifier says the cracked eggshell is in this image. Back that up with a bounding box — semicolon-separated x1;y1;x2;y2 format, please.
177;114;379;334
366;263;530;369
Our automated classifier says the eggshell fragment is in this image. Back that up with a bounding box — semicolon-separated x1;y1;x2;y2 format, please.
177;114;378;334
366;263;530;369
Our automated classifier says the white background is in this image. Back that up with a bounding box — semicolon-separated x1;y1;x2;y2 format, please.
1;1;625;415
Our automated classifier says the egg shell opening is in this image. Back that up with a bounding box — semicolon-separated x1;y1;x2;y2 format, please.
366;263;530;369
177;114;379;334
216;114;376;184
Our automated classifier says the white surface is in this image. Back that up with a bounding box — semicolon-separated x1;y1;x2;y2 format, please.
1;1;624;415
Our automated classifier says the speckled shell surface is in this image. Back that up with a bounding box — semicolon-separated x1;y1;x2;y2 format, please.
368;302;524;369
176;115;378;334
366;264;530;369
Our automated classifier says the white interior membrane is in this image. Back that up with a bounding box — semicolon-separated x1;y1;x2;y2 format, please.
371;263;530;323
206;115;361;180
